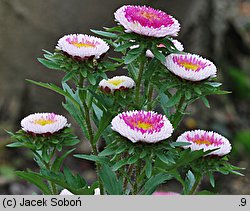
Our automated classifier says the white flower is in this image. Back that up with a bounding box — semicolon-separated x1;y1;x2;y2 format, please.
99;76;135;93
60;189;73;195
164;53;217;81
111;110;174;143
21;113;69;134
176;129;232;156
56;34;109;60
114;5;180;37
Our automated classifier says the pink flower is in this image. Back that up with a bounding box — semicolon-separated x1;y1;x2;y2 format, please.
176;130;232;156
164;53;217;81
111;110;173;143
153;191;180;195
114;5;180;37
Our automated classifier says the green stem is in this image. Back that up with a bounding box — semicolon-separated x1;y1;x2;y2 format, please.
173;95;186;129
147;84;154;111
135;59;145;107
188;174;202;195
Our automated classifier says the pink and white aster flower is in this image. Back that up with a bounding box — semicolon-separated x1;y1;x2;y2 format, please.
56;34;109;60
164;53;217;81
21;113;69;135
146;39;184;58
99;76;135;93
111;110;174;143
114;5;180;37
60;189;73;195
153;191;180;196
176;129;232;156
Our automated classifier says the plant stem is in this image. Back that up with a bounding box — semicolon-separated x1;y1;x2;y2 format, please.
189;174;202;195
123;164;134;193
135;59;145;107
173;95;186;129
147;84;154;110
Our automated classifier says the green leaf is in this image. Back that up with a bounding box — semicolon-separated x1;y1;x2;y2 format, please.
127;155;138;164
124;52;141;64
112;159;127;171
184;170;195;194
145;159;152;178
115;42;134;52
208;172;215;188
194;87;202;95
156;152;171;164
37;58;62;70
165;91;182;108
63;69;78;82
6;142;24;148
52;148;76;172
99;164;123;195
201;96;210;108
16;171;51;195
170;142;191;148
141;173;172;195
90;29;117;39
26;79;79;108
185;90;192;100
151;45;166;63
74;154;108;164
63;166;76;187
99;147;115;157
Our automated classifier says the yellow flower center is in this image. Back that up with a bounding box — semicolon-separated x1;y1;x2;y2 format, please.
194;139;211;145
136;122;153;130
71;42;95;48
141;11;158;20
34;119;55;126
179;61;200;71
108;79;124;86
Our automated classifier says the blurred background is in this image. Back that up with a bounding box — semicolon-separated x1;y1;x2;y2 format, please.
0;0;249;194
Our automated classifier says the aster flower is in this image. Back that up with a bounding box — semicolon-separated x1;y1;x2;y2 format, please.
111;110;174;143
21;113;69;135
99;76;135;93
146;39;184;58
164;53;217;81
114;5;180;37
56;34;109;60
60;189;73;195
176;129;232;156
153;191;180;195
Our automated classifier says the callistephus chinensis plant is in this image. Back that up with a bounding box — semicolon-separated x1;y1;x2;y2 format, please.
7;4;243;196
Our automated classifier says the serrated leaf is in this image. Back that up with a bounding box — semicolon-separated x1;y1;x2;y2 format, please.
151;45;166;63
141;173;172;195
16;171;51;195
99;164;123;195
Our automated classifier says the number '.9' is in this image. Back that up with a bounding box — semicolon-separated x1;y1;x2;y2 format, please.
241;198;246;206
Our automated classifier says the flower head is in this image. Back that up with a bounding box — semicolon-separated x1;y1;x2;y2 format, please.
56;34;109;60
176;129;232;156
111;110;174;143
99;76;135;93
21;113;69;135
146;39;184;58
153;191;180;196
114;5;180;37
60;189;73;195
164;53;217;81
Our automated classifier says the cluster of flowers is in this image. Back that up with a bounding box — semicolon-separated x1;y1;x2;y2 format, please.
20;5;231;161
